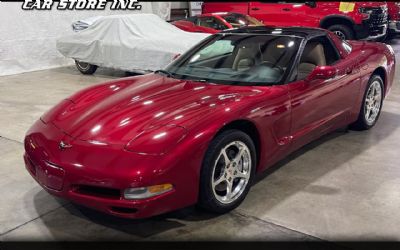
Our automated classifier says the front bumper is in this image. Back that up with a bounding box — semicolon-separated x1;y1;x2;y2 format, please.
354;23;388;40
389;20;400;33
23;119;198;219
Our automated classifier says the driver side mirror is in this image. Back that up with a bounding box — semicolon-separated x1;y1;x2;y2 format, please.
307;66;337;81
305;1;317;8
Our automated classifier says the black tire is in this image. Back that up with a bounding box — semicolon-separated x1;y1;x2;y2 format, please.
75;60;98;75
198;129;256;214
328;24;355;40
350;75;384;131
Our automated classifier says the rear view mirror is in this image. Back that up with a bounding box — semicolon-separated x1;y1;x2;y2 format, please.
307;66;337;81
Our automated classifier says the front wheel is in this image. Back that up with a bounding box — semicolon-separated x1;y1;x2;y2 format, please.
198;130;256;213
75;60;98;75
328;24;354;40
351;75;384;130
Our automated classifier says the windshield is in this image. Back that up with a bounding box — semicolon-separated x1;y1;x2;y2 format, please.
222;13;264;28
166;34;302;86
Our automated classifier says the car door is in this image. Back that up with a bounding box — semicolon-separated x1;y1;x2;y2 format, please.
288;35;360;151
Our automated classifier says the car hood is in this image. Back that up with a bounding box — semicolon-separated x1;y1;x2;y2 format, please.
49;74;262;145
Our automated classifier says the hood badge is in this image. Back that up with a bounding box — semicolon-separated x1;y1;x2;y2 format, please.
59;141;72;150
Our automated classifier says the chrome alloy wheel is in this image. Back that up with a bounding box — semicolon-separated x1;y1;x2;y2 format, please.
211;141;252;204
334;30;346;40
364;80;382;125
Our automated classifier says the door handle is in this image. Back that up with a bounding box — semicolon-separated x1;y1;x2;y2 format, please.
251;7;260;11
282;8;291;11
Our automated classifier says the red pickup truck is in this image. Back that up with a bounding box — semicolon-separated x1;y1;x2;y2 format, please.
202;2;388;41
388;2;400;36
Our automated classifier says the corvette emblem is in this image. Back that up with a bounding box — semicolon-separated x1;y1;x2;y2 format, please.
59;141;72;150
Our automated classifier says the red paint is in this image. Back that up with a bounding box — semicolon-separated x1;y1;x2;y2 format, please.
202;2;388;40
388;2;400;34
24;29;395;219
172;19;219;34
172;12;262;34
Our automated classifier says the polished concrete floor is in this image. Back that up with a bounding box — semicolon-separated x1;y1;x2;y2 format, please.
0;39;400;243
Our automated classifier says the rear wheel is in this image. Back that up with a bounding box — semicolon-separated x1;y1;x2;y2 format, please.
351;75;384;130
75;60;98;75
328;24;354;40
198;130;256;213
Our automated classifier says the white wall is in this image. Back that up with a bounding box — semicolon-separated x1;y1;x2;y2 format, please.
171;2;188;9
0;2;171;76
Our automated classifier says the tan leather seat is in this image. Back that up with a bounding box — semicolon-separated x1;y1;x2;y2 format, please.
261;37;293;67
297;42;326;80
232;45;261;71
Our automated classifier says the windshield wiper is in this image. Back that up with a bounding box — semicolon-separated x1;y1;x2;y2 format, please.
154;69;173;77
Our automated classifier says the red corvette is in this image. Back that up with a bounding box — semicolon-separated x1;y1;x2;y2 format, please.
24;27;395;219
172;12;263;33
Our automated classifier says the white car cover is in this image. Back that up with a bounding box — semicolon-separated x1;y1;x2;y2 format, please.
72;16;105;32
56;14;210;72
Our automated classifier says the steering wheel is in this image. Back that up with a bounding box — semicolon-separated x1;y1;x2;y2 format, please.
260;61;284;74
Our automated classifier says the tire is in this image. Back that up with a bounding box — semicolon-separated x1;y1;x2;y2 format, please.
198;129;256;213
328;24;354;40
75;60;98;75
350;75;384;130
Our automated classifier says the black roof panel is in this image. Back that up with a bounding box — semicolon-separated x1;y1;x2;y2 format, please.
220;26;328;39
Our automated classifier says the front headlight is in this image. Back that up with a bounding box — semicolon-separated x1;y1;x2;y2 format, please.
124;184;174;200
359;7;373;19
124;125;187;155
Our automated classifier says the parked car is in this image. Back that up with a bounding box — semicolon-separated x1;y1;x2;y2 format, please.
388;2;400;37
25;26;395;219
172;12;263;33
202;1;388;41
57;14;209;74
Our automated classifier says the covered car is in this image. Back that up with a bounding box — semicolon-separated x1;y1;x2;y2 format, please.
57;14;210;74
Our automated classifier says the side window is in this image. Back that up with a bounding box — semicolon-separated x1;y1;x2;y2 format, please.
296;36;340;80
198;17;227;30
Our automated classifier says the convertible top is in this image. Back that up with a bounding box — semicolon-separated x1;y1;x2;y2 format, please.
57;14;210;72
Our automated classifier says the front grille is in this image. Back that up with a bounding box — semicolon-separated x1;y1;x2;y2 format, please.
362;7;388;37
366;7;388;26
73;185;121;199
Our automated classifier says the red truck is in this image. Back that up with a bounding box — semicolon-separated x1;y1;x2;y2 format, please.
202;1;388;40
388;2;400;37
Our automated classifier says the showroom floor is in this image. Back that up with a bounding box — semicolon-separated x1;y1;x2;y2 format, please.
1;39;400;242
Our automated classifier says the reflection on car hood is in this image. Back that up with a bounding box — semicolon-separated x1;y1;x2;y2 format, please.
50;74;262;145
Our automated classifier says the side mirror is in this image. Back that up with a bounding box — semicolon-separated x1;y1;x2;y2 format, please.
305;1;317;8
307;66;337;81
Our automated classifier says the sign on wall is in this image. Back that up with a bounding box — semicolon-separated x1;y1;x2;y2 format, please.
189;1;203;16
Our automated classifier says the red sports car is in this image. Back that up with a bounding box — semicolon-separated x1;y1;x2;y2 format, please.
172;12;264;33
24;27;395;219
